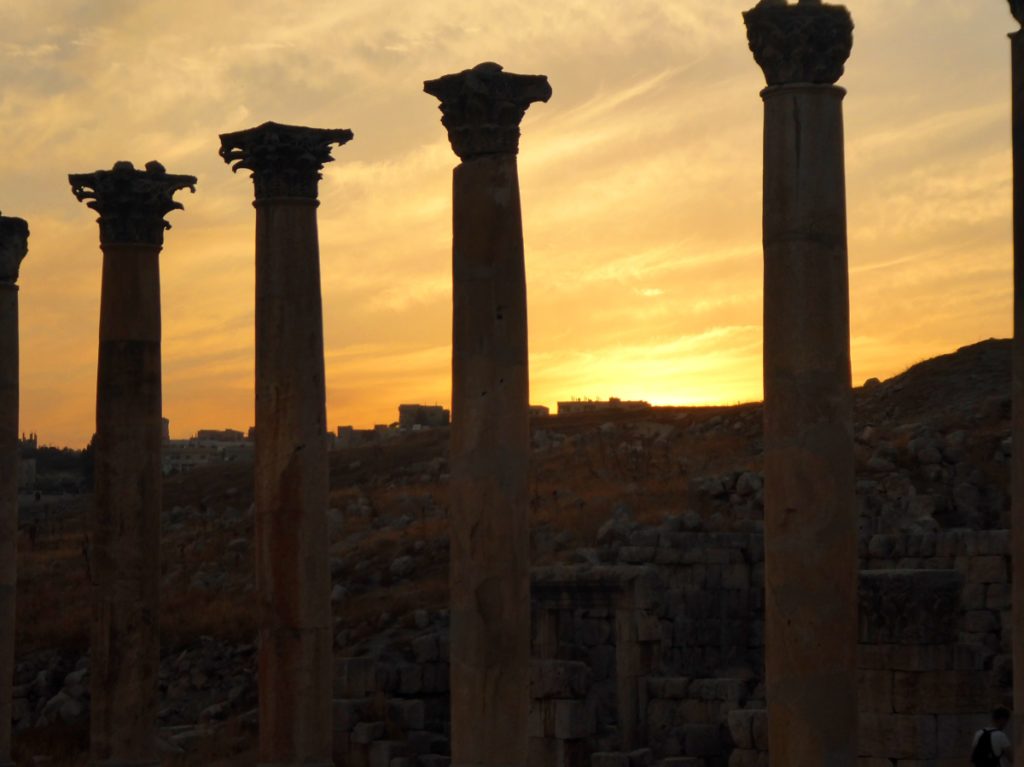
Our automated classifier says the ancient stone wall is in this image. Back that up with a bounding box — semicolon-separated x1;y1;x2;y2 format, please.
331;526;1010;767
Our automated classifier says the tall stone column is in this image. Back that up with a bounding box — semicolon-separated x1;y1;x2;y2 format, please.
219;121;351;767
424;62;551;767
743;3;858;765
1009;0;1024;755
69;161;195;766
0;214;27;767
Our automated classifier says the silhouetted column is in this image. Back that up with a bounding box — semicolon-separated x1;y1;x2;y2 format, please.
69;161;195;767
0;214;27;767
424;62;551;767
744;2;858;764
1010;0;1024;755
219;121;351;767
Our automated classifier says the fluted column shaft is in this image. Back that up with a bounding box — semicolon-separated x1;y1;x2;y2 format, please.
0;215;26;767
425;62;550;767
92;239;163;764
70;161;194;767
450;153;531;767
0;288;15;767
219;121;351;767
1010;18;1024;757
253;196;332;765
745;4;858;765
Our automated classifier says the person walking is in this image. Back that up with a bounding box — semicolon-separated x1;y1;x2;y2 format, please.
973;707;1013;766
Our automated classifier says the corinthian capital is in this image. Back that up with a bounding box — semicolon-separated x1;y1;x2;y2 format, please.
743;0;854;87
424;62;552;160
69;161;196;246
219;121;354;201
0;214;28;284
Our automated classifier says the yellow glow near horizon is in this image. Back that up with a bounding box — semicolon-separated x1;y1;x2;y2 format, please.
0;1;1016;447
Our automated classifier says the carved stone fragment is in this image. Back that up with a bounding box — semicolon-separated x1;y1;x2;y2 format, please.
424;62;551;160
219;121;353;200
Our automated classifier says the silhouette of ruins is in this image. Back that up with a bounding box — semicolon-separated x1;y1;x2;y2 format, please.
3;2;1024;766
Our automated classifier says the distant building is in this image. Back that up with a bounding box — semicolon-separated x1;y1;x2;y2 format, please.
17;433;37;491
398;404;450;429
336;426;378;449
556;397;652;416
161;427;254;475
196;428;245;442
161;418;170;442
529;405;550;417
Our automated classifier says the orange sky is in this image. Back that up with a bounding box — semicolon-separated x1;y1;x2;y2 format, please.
0;1;1017;447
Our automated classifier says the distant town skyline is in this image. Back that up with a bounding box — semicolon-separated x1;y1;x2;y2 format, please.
1;1;1015;447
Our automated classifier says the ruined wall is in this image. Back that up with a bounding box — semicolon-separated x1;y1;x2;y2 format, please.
331;526;1010;767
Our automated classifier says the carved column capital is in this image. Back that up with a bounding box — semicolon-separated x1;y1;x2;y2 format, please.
69;161;196;246
218;121;354;201
0;215;28;285
424;62;552;160
743;0;853;87
1011;0;1024;28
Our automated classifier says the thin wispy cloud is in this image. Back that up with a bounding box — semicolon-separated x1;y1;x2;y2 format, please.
0;1;1016;444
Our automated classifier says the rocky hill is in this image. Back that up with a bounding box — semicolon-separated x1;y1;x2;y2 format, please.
10;338;1014;766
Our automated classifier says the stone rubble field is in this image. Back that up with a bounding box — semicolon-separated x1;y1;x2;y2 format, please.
12;338;1013;766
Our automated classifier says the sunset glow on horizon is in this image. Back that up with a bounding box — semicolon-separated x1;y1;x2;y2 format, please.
1;1;1015;447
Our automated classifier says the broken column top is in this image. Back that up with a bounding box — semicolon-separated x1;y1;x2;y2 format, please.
69;161;196;246
0;214;28;285
424;62;552;161
219;120;354;201
743;0;853;87
1011;0;1024;27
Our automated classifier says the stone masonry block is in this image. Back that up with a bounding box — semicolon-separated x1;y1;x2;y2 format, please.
555;699;596;740
387;698;425;730
683;723;724;757
368;741;406;767
591;754;630;767
750;709;768;750
858;713;937;759
967;556;1008;584
858;670;892;713
892;671;991;714
352;721;386;744
333;697;372;732
859;570;963;646
727;709;755;750
336;657;376;697
531;659;592;700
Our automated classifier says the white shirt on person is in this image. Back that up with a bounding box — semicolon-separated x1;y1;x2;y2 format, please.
973;727;1012;765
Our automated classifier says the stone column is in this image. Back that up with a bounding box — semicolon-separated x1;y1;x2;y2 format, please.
743;3;858;765
219;121;352;767
424;62;551;767
1009;0;1024;754
0;214;27;767
69;161;195;766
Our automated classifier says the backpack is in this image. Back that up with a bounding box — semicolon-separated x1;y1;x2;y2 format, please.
971;729;1001;767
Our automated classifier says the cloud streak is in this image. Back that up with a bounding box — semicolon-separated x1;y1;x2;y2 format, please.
0;1;1016;445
